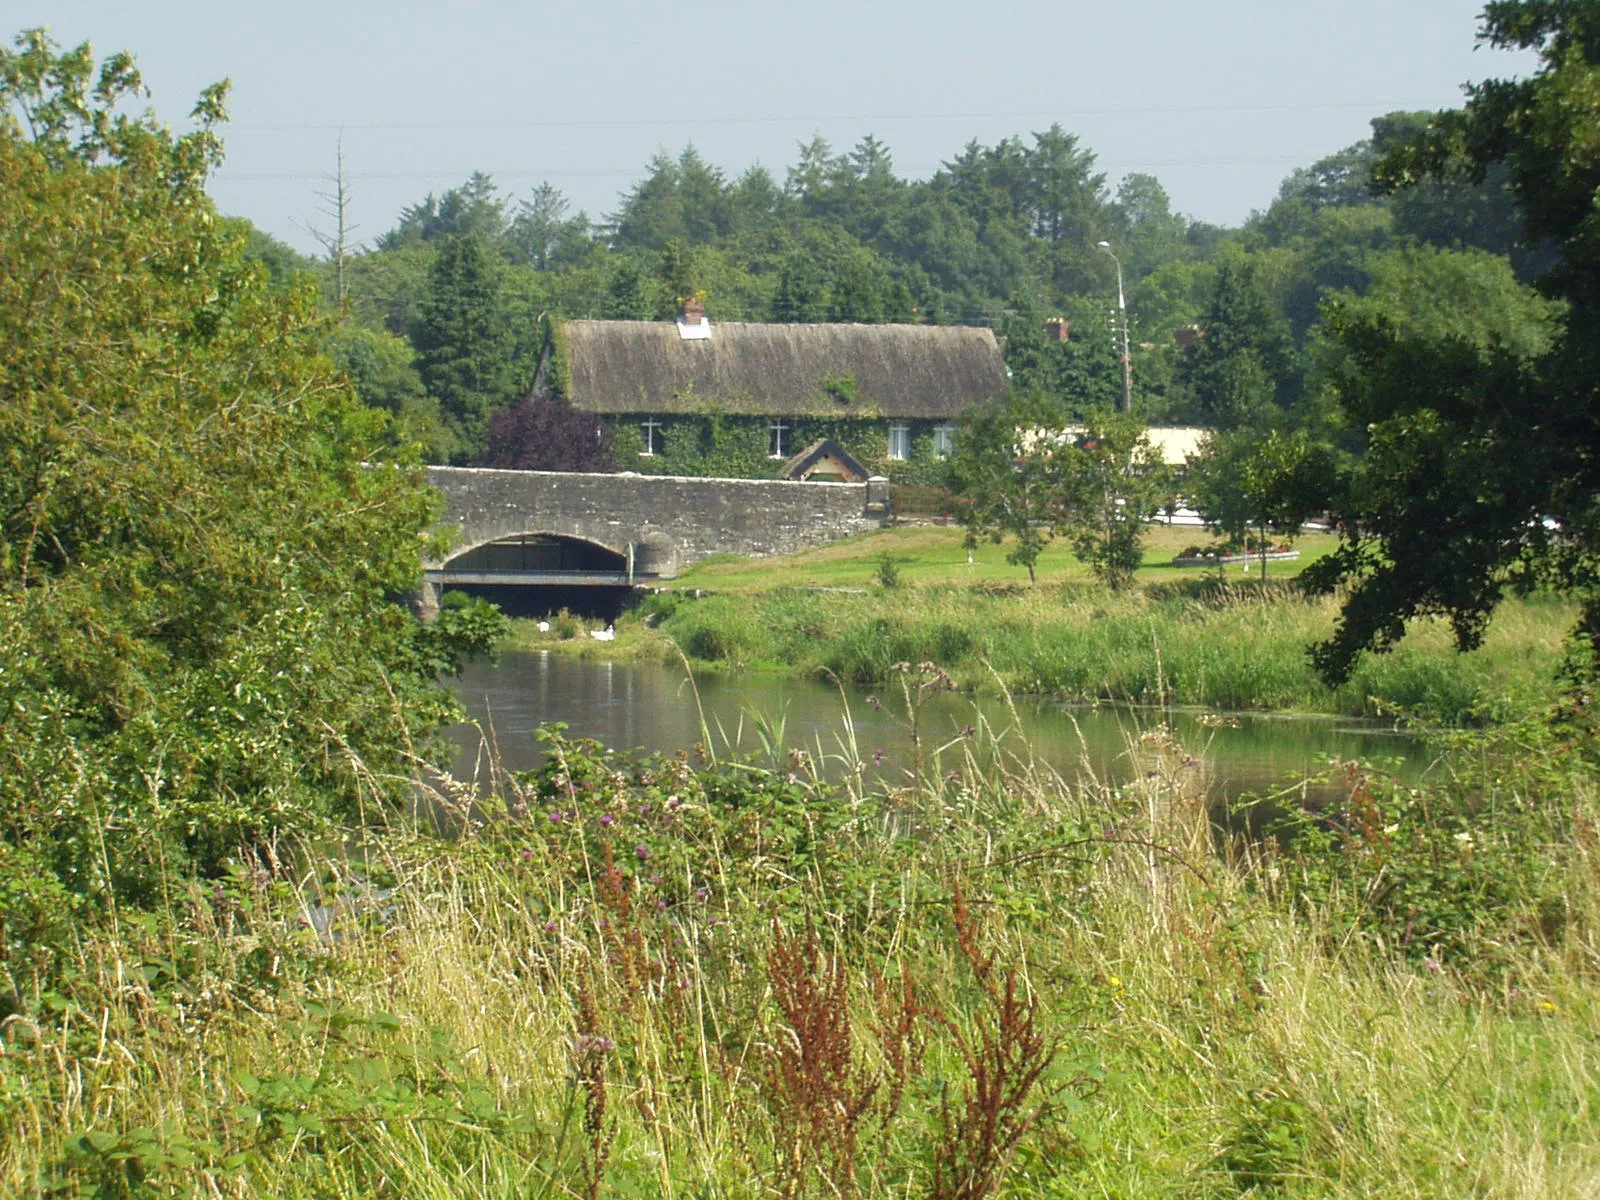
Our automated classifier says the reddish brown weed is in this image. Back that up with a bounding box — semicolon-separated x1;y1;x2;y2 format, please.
761;923;891;1200
928;883;1059;1200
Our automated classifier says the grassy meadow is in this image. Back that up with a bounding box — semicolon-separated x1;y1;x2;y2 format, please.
507;527;1571;726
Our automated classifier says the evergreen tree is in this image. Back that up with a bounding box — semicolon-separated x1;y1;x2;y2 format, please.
603;256;656;319
1181;257;1296;428
411;232;518;461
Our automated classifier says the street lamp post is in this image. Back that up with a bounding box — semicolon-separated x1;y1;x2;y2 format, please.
1097;240;1132;413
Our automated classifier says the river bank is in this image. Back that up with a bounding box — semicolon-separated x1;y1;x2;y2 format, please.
13;709;1597;1197
505;581;1572;727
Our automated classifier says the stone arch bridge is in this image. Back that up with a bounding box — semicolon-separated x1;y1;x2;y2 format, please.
419;466;890;613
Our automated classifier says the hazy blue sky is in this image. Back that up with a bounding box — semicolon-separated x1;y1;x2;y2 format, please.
32;1;1532;254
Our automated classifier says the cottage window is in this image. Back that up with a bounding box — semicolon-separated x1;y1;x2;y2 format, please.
769;419;791;459
887;423;912;461
934;424;956;457
640;419;663;456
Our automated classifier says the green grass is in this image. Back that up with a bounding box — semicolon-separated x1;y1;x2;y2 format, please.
7;709;1597;1197
510;577;1570;725
664;524;1342;592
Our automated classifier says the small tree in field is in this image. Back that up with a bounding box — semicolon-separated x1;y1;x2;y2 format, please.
946;393;1065;585
1187;428;1337;584
1057;412;1174;591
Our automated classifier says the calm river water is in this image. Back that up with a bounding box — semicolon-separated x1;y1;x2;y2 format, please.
445;650;1433;803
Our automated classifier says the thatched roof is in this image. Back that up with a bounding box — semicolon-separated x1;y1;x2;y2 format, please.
555;320;1007;419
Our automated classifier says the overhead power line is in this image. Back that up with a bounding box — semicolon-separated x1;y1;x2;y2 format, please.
228;100;1430;134
219;155;1316;183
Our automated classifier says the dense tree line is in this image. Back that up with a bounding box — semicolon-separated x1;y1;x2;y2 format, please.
246;98;1549;466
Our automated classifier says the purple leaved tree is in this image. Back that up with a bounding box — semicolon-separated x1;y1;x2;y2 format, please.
480;397;615;473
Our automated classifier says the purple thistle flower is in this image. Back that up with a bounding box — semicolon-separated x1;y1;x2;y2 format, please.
599;814;614;826
695;888;708;900
872;748;886;766
521;848;534;860
635;844;651;861
543;921;558;932
547;811;562;824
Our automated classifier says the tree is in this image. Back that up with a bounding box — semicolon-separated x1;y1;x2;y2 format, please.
379;171;507;250
603;255;656;319
307;133;356;306
1055;411;1173;590
0;31;496;963
1187;429;1339;582
946;398;1168;587
945;394;1065;584
1305;1;1600;684
410;231;519;460
480;397;615;472
507;182;592;270
325;325;445;455
1114;172;1188;279
999;299;1122;416
1180;256;1296;428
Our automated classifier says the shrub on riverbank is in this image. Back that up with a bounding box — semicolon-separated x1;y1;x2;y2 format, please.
628;584;1567;725
0;38;501;1019
7;706;1597;1197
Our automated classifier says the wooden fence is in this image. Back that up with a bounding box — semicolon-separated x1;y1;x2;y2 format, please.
890;485;956;524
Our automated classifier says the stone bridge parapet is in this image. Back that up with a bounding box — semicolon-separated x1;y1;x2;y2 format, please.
425;466;890;583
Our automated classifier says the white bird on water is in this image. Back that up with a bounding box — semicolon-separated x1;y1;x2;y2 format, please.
589;625;616;641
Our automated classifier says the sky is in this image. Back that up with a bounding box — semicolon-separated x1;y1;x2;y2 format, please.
30;1;1535;256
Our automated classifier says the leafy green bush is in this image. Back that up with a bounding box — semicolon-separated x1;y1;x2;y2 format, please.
1273;723;1580;968
0;33;486;1010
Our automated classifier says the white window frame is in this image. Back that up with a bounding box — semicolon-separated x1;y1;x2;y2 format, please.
933;423;956;458
887;422;912;461
640;418;663;457
769;418;791;459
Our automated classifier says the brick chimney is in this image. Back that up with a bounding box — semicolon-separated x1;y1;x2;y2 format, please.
680;296;705;326
1044;317;1070;343
1175;324;1203;349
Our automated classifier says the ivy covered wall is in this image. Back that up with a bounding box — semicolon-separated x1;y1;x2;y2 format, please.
609;413;951;485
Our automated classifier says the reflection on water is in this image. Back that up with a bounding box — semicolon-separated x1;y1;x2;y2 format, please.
445;650;1434;805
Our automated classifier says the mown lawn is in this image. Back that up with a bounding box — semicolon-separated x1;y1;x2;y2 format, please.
669;524;1340;592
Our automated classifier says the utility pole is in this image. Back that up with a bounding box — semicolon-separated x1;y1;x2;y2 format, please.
1097;240;1132;413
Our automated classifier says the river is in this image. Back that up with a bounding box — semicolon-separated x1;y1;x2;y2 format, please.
445;649;1433;805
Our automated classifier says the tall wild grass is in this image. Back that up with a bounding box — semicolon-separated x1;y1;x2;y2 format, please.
645;584;1570;724
4;677;1597;1197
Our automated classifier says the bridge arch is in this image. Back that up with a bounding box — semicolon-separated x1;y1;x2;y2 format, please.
443;531;628;574
418;465;889;617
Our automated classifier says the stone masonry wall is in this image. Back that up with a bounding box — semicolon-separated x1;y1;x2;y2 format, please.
425;466;889;579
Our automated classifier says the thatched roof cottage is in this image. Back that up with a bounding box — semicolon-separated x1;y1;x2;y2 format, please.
527;308;1009;479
